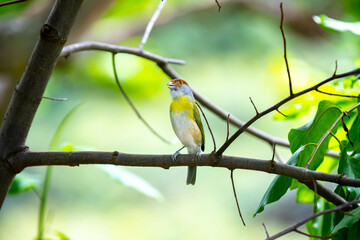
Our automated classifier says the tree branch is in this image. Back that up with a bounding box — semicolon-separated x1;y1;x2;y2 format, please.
138;0;167;50
266;199;360;240
216;67;360;156
60;41;185;65
0;0;84;209
111;53;171;144
0;0;27;8
280;3;293;96
10;151;360;189
59;42;340;159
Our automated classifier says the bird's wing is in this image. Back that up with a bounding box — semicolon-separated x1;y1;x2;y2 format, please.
193;102;205;151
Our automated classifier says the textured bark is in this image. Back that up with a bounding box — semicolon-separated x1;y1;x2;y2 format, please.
0;0;84;210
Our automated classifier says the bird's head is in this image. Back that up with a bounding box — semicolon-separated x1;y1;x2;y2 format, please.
167;79;194;99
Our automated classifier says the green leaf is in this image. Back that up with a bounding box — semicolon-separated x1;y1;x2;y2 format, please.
306;199;334;239
296;184;314;203
9;173;40;195
97;165;163;201
253;146;305;217
289;100;342;170
338;150;360;179
348;106;360;153
332;207;360;233
49;104;82;151
313;15;360;35
54;231;71;240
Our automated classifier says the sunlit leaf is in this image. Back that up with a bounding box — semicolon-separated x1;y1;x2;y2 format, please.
54;231;71;240
289;100;342;170
296;184;314;203
97;165;163;201
9;173;40;195
313;15;360;35
253;146;305;217
332;207;360;233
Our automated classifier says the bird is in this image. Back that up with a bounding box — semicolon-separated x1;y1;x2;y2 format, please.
167;79;205;185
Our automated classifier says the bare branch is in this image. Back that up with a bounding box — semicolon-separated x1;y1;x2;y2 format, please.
263;223;270;238
112;53;171;144
294;229;334;239
0;0;84;209
276;109;288;118
226;114;230;142
42;96;68;101
249;97;259;115
216;67;360;156
195;102;216;152
61;41;185;65
230;170;246;226
0;0;27;7
265;199;360;240
333;60;338;77
11;151;360;189
215;0;221;12
138;0;167;50
280;3;293;96
303;181;348;207
271;144;276;161
316;89;360;99
60;42;341;159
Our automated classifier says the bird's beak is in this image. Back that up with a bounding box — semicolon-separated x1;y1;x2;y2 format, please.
167;81;176;90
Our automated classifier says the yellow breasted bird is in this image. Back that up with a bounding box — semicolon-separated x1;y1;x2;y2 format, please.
167;79;205;185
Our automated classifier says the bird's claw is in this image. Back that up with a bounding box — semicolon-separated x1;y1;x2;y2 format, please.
172;151;180;162
196;151;201;161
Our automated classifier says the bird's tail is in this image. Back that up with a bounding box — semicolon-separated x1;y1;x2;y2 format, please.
186;166;197;185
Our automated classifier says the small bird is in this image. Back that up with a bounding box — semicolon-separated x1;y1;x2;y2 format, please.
167;79;205;185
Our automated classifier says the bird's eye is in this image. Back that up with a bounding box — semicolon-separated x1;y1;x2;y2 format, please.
179;82;183;85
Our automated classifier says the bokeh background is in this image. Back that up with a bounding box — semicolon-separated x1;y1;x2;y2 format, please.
1;0;360;239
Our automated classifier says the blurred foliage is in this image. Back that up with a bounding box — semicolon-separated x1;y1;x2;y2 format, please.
2;0;360;239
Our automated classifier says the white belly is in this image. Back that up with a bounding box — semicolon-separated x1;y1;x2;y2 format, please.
170;111;201;154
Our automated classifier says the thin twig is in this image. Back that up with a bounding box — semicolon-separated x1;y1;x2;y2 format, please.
249;97;259;115
42;96;68;101
215;0;221;12
266;199;360;240
230;170;246;226
216;67;360;157
60;42;345;159
316;89;360;99
138;0;167;50
294;229;334;239
276;109;287;118
271;143;276;161
61;41;185;65
226;114;230;142
0;0;26;7
196;102;216;152
111;53;171;144
333;60;338;76
280;3;293;96
263;223;270;238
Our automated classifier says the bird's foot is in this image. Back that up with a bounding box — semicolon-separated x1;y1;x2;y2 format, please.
172;151;180;162
196;151;202;161
172;146;185;162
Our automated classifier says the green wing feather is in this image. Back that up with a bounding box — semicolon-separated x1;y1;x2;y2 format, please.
193;103;205;151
